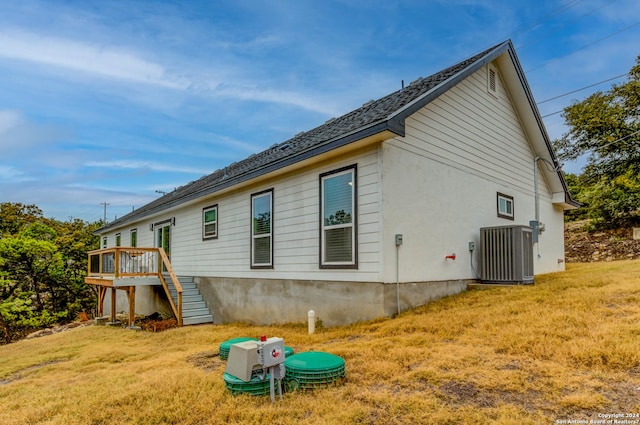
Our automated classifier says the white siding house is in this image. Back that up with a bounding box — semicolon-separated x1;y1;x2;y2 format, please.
91;40;577;326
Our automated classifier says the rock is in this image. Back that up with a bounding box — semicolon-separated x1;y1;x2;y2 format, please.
26;328;53;339
25;321;93;339
565;223;640;262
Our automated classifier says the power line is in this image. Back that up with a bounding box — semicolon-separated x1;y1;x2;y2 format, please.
537;73;627;104
598;129;640;151
491;0;634;79
526;21;640;73
542;110;563;118
516;0;619;51
499;0;586;44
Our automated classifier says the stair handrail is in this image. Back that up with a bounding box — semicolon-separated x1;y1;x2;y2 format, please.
157;248;183;327
86;247;184;326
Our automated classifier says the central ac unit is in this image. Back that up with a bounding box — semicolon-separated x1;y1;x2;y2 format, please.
479;225;534;284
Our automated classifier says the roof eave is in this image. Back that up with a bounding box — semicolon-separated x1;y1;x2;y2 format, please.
95;120;402;234
389;40;512;124
497;42;579;211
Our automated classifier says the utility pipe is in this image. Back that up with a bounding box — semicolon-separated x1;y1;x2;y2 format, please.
396;243;400;316
533;156;561;241
534;156;540;227
308;310;316;334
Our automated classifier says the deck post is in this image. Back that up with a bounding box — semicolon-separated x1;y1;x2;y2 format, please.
127;286;136;327
114;248;120;278
98;287;107;317
110;287;116;323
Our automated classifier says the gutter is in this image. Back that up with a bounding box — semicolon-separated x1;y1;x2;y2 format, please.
96;119;402;234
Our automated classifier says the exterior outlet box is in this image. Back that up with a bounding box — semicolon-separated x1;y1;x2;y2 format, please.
529;220;540;243
395;234;403;246
259;337;286;367
468;241;475;251
225;340;260;382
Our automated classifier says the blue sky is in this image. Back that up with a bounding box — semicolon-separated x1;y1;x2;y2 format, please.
1;0;639;222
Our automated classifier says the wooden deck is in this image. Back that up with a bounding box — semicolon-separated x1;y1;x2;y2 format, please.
85;247;183;326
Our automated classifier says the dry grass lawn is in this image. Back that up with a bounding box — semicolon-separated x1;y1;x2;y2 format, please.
1;261;639;424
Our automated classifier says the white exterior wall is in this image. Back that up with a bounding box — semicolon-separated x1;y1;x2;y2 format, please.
380;62;565;283
98;62;566;291
101;146;383;283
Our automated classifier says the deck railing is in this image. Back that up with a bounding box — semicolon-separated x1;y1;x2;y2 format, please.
86;247;183;326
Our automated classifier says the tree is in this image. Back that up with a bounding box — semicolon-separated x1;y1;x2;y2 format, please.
562;173;590;222
0;203;44;237
554;55;640;226
0;203;101;343
0;225;65;341
325;209;352;226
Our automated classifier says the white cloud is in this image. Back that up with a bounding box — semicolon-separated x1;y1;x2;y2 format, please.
0;29;187;89
0;109;70;155
0;29;341;115
84;160;209;175
0;110;22;133
0;165;34;182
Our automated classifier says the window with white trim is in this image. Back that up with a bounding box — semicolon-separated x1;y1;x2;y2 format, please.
320;165;357;268
115;233;121;247
497;192;514;220
203;205;218;240
251;190;273;268
102;236;107;248
130;229;137;247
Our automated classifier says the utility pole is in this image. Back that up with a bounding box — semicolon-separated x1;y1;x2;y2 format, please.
100;202;110;223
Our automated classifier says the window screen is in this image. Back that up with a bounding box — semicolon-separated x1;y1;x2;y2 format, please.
497;193;514;220
203;205;218;239
251;191;272;267
321;166;356;267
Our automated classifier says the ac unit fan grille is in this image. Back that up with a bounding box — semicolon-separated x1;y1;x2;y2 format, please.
480;225;534;284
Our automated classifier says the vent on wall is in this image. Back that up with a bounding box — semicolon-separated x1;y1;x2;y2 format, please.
489;68;496;91
480;225;534;284
487;64;498;98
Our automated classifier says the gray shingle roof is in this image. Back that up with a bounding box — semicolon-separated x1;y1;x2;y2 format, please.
99;41;514;232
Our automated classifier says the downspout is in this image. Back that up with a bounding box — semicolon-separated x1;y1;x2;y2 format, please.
531;157;541;245
532;156;561;247
534;157;540;228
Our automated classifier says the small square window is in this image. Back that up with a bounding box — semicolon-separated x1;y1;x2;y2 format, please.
203;205;218;240
497;193;514;220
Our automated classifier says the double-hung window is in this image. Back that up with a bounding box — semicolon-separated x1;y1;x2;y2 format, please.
130;229;137;247
251;190;273;268
320;165;357;268
203;205;218;240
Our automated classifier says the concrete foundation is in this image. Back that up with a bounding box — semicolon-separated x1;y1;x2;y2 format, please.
195;276;471;327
